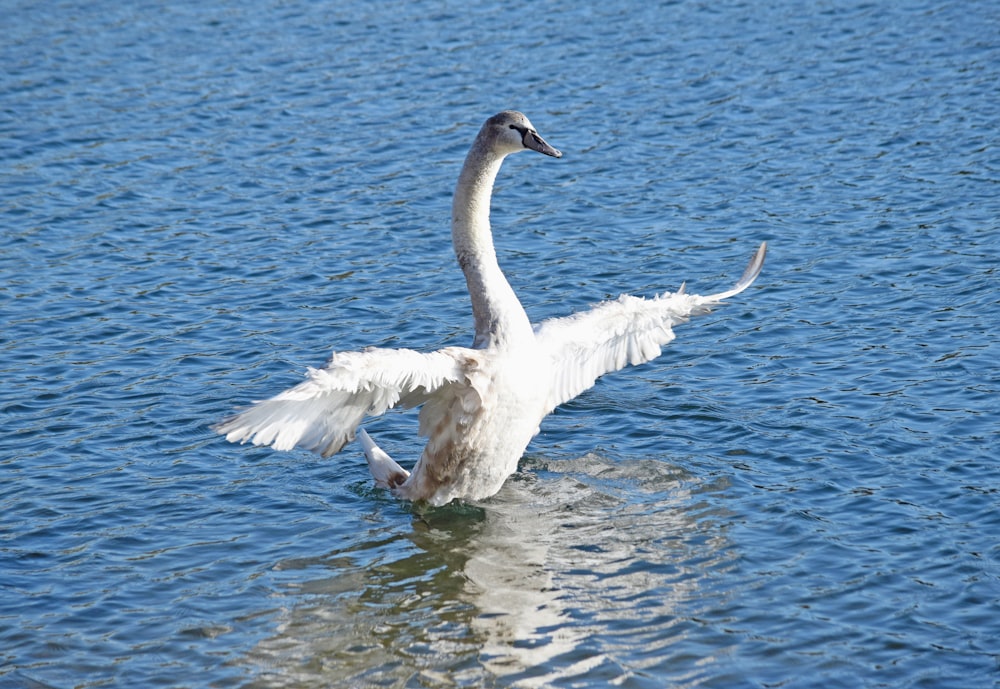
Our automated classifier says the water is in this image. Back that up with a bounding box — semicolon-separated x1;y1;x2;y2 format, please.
2;0;998;686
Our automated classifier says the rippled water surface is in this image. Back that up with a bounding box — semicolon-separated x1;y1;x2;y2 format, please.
3;0;998;687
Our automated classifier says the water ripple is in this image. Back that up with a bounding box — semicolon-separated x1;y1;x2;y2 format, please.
3;0;999;687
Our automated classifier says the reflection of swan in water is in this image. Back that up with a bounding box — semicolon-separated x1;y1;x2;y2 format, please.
242;457;727;686
216;110;766;506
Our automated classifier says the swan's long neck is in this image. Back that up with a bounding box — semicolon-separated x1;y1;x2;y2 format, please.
452;139;532;349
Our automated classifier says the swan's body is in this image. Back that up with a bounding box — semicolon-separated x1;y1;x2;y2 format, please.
216;111;767;506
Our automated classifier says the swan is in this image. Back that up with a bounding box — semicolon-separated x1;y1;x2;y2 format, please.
215;110;767;506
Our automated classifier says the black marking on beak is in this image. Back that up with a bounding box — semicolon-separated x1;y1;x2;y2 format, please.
510;124;562;158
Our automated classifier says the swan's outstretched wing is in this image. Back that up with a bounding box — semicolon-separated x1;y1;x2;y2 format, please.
535;242;766;412
215;347;473;458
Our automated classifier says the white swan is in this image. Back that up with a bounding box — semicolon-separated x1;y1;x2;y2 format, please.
216;111;767;506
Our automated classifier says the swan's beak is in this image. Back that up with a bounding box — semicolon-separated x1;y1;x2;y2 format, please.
523;129;562;158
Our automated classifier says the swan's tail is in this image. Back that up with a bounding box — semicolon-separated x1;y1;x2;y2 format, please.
704;241;767;302
358;428;410;490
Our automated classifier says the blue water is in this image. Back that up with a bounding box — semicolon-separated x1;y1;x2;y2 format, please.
3;0;998;687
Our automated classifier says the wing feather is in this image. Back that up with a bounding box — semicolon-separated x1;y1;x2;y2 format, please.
215;347;472;457
535;242;766;412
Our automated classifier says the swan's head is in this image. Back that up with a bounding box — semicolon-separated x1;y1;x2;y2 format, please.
482;111;562;159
